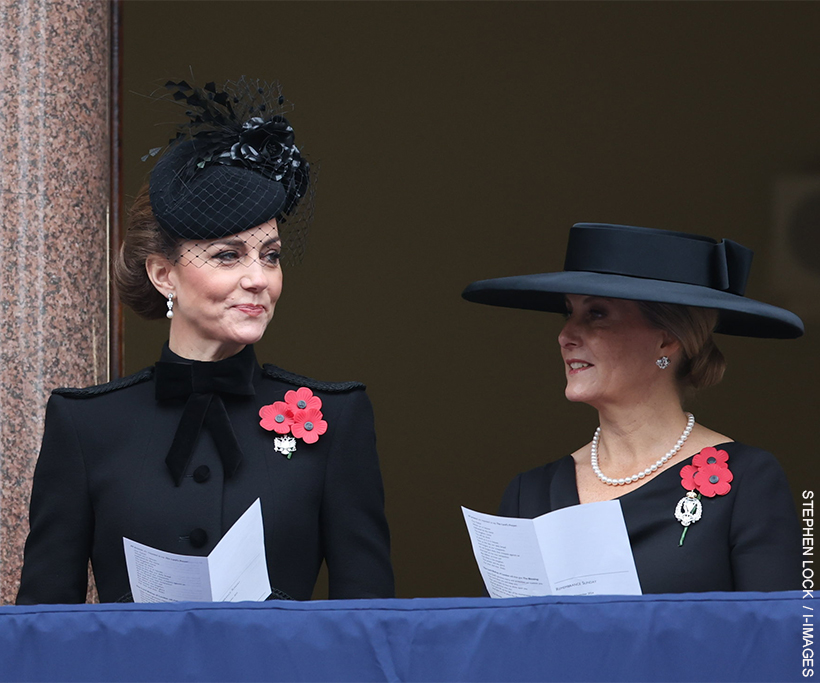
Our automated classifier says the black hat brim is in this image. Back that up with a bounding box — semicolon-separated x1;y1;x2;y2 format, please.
462;272;804;339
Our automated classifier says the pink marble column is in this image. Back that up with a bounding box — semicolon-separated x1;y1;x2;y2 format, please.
0;0;110;604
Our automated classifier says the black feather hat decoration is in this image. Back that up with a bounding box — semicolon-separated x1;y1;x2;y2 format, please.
146;77;313;261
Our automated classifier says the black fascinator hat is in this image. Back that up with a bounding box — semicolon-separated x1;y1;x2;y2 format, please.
145;77;312;260
462;223;804;339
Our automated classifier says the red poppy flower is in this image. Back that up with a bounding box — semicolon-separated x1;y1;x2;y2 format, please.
692;463;734;497
284;387;322;412
260;388;329;453
679;464;699;491
291;407;327;444
692;447;729;470
259;400;294;434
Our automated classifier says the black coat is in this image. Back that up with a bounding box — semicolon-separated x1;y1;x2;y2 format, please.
499;442;800;593
17;346;394;604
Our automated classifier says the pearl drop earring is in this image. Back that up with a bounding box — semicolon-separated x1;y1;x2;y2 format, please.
166;292;175;319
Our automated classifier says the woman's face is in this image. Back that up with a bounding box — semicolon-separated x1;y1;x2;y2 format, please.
558;295;676;409
162;222;283;360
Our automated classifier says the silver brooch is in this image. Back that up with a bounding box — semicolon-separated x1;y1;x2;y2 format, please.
273;435;297;459
674;491;703;527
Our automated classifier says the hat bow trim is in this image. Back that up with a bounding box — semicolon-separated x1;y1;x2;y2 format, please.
563;225;753;296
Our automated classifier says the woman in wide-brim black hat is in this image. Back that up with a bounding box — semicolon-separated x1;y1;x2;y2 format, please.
17;78;394;604
463;223;802;593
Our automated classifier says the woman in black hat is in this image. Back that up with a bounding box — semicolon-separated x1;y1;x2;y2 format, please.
463;223;802;593
17;79;394;604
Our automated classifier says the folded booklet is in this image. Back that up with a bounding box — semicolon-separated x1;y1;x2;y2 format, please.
462;500;642;598
123;498;271;603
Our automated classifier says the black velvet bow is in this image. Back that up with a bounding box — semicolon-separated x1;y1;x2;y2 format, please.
155;351;256;486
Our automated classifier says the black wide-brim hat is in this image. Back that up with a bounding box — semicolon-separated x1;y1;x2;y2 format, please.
462;223;804;339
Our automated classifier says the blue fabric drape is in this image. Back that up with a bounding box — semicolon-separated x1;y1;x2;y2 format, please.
0;592;801;682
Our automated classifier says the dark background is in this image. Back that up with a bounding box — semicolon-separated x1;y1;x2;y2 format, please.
122;1;820;599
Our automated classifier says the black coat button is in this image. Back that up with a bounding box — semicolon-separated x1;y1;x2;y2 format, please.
193;465;210;483
189;528;208;548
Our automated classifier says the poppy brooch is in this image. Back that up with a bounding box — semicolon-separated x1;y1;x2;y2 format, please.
675;447;733;546
259;387;328;458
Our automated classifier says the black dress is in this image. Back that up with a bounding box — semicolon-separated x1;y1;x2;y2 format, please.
17;345;394;604
499;442;800;593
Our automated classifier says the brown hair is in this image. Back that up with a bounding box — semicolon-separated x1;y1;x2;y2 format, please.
637;301;726;391
114;185;179;320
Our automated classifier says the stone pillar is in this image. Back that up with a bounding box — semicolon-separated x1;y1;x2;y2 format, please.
0;0;110;604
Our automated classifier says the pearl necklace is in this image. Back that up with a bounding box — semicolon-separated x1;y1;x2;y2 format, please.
590;413;695;486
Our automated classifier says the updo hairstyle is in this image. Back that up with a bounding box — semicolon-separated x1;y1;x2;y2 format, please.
114;184;179;320
637;301;726;391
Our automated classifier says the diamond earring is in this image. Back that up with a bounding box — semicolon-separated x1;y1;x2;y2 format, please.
166;292;175;319
656;356;670;369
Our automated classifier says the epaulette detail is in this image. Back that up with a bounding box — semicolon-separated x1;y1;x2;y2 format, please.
52;367;154;398
261;365;365;393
